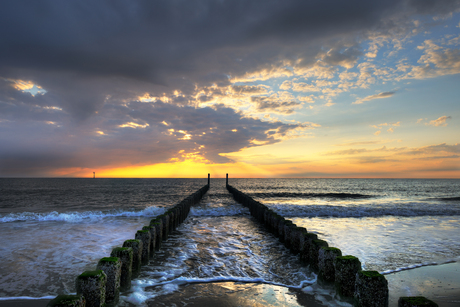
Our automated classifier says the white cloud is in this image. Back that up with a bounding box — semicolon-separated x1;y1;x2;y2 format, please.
353;91;396;104
426;116;451;127
298;95;315;103
404;40;460;79
291;82;321;93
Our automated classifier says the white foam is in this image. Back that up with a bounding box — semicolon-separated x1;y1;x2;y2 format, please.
0;206;166;223
0;295;56;301
380;260;458;275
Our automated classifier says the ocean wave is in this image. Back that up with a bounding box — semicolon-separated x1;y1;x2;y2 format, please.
0;206;166;223
190;206;249;217
268;203;460;218
249;192;372;199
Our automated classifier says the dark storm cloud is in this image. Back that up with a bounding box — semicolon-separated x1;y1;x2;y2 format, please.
1;0;459;175
0;100;304;175
3;0;458;85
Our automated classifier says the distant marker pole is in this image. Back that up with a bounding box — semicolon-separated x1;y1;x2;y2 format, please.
226;173;228;186
93;172;95;179
208;173;210;186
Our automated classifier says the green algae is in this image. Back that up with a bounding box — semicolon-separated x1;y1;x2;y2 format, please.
78;270;105;280
98;257;119;263
124;239;140;244
321;246;342;253
337;255;359;261
112;247;130;253
359;270;384;279
47;294;85;307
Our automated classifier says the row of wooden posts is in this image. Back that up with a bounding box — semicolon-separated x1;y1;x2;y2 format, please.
47;182;210;307
225;176;438;307
46;174;437;307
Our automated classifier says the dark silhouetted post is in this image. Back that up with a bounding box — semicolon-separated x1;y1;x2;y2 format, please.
208;173;210;186
226;173;228;186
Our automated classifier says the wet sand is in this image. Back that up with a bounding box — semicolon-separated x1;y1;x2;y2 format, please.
387;261;460;307
143;282;326;307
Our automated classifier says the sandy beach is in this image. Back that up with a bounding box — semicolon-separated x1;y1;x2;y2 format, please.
386;261;460;307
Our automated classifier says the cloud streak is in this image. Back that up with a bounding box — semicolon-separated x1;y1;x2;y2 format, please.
353;91;396;104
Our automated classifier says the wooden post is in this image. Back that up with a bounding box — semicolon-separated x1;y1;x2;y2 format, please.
334;255;362;298
110;247;133;292
355;271;388;307
226;173;228;186
96;257;122;306
76;270;107;307
208;173;210;186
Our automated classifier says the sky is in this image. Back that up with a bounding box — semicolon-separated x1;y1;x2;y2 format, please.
0;0;459;178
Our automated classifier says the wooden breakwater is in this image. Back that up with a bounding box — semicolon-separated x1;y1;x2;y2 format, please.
47;182;209;307
226;179;439;307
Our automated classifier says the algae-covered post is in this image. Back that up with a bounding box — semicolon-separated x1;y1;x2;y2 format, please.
149;219;163;251
110;247;133;292
334;255;361;299
75;270;107;307
50;179;211;307
355;270;389;307
123;239;142;278
225;183;438;307
142;225;156;258
300;233;318;263
309;239;329;272
158;214;170;240
135;229;151;265
96;257;121;306
318;247;342;283
289;226;306;254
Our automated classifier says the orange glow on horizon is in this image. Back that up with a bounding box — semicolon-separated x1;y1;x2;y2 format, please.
49;157;460;179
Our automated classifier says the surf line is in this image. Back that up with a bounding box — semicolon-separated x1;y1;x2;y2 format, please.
225;173;439;307
46;175;211;307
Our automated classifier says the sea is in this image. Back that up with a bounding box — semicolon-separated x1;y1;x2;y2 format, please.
0;178;459;306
